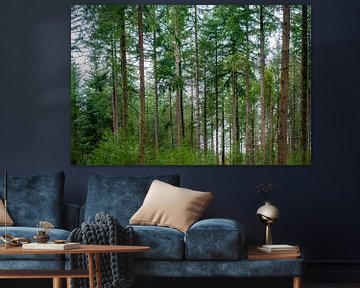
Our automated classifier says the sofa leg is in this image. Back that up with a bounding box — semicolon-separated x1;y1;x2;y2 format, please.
53;278;62;288
293;276;302;288
67;277;72;288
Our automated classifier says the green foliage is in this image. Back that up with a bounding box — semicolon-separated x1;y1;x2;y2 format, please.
87;131;139;165
86;133;218;165
71;4;312;165
71;62;85;164
145;142;218;165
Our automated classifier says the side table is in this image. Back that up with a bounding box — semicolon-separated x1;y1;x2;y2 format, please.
247;245;304;288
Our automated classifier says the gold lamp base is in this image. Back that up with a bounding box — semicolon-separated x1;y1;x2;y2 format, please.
265;223;272;245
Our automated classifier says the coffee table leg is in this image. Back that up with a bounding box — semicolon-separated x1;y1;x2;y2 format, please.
95;253;102;288
52;278;62;288
66;277;72;288
88;253;95;288
293;276;302;288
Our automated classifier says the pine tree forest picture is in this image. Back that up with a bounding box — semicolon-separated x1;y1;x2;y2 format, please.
71;5;311;165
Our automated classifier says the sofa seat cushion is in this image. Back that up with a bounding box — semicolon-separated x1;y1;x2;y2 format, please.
0;227;70;261
0;260;64;270
84;174;180;226
130;225;184;260
134;258;304;277
184;218;245;260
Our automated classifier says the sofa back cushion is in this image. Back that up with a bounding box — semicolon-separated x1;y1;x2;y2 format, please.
0;171;64;227
83;174;180;225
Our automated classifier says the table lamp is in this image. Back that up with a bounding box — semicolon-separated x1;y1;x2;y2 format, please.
256;201;280;245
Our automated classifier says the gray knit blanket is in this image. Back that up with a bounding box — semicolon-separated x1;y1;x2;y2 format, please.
68;212;134;288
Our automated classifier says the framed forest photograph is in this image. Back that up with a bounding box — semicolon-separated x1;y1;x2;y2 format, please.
71;5;311;165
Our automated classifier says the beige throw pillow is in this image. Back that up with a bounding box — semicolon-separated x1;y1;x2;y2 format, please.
0;199;14;226
130;180;213;233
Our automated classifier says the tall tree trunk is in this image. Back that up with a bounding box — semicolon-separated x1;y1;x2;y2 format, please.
221;93;225;165
169;89;174;148
190;82;194;147
301;5;308;164
138;5;146;164
276;88;281;163
251;103;255;163
259;5;266;163
153;14;159;154
203;77;208;154
215;30;219;164
291;57;296;154
173;7;183;146
229;125;232;158
111;34;119;134
231;70;239;160
278;5;290;165
120;5;128;135
245;11;251;164
180;65;185;140
210;122;214;152
194;5;201;150
269;78;274;164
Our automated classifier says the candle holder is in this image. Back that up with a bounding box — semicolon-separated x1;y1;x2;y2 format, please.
33;230;50;243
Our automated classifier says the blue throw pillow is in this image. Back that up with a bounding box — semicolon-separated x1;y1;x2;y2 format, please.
0;170;64;227
84;174;180;225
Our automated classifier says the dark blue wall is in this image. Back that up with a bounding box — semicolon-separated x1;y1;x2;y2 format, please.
1;0;359;263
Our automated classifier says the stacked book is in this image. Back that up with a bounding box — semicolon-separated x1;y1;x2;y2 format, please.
248;244;300;259
22;242;80;250
257;244;299;255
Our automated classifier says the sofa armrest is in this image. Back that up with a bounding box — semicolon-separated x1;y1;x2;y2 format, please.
63;203;80;231
184;218;245;260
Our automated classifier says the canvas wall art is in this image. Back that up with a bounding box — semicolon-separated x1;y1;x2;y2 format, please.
71;5;311;165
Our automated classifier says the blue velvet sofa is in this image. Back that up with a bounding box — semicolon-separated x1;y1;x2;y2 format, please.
0;171;79;270
80;173;304;284
0;171;303;287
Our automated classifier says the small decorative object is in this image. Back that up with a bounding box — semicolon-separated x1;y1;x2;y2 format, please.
34;220;55;243
33;230;50;243
0;234;31;247
254;181;280;245
37;220;55;232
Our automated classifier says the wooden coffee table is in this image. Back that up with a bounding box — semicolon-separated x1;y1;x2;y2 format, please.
0;244;150;288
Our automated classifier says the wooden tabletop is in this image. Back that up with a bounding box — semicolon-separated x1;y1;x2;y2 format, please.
247;245;300;260
0;245;150;255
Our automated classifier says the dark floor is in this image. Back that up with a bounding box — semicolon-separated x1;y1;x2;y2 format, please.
134;277;360;288
1;279;360;288
304;284;360;288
